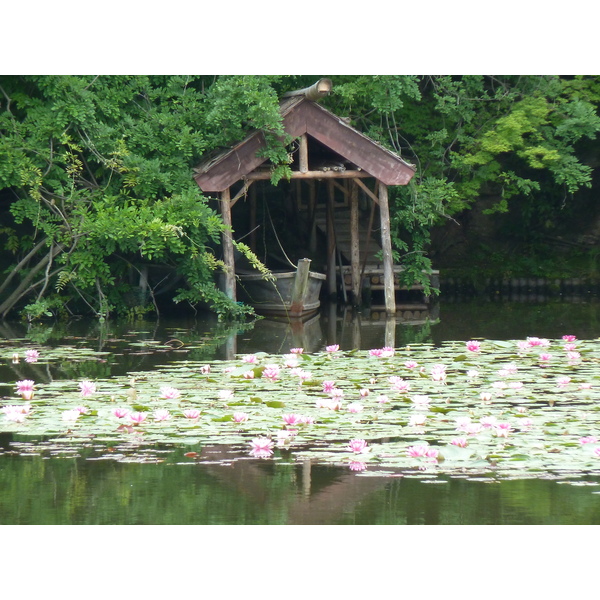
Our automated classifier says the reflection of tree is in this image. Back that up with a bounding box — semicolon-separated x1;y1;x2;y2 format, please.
2;449;600;524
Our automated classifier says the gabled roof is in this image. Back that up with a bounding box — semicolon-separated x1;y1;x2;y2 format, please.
194;96;415;192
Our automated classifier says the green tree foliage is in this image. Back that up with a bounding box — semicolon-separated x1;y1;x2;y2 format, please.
1;75;599;319
319;75;600;288
0;75;282;320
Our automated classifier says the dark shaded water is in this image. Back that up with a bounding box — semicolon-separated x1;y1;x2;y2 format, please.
2;299;600;525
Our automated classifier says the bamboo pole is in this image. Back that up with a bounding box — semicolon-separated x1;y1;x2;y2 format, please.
220;187;236;301
249;184;257;252
378;183;396;315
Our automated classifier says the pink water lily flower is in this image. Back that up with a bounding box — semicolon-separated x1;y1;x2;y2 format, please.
316;398;342;411
380;347;395;357
182;409;201;420
322;381;336;393
112;407;131;419
282;413;303;425
567;351;581;361
3;406;29;422
404;360;419;369
74;406;88;414
283;355;299;368
376;394;391;404
326;344;339;353
2;405;31;422
430;364;447;382
480;416;498;428
62;409;81;422
407;445;438;459
348;461;367;472
160;386;181;400
16;380;35;400
480;392;493;403
347;402;364;414
25;349;40;363
408;414;427;427
290;368;311;381
520;418;534;430
464;423;483;435
369;348;383;357
153;409;171;421
393;380;411;393
276;430;295;447
200;365;211;374
495;422;512;437
451;437;468;448
562;335;577;342
290;347;304;354
249;437;274;458
527;337;550;347
579;436;598;444
242;354;258;364
262;365;280;381
455;416;472;431
466;340;481;352
539;353;552;362
79;380;96;397
410;394;431;409
347;439;369;454
300;415;315;424
563;343;577;352
242;370;255;379
233;412;249;423
556;376;571;388
129;412;147;425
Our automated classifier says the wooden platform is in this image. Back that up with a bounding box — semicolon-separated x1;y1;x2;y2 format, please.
338;265;440;293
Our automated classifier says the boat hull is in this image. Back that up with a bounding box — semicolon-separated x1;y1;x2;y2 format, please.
237;267;326;319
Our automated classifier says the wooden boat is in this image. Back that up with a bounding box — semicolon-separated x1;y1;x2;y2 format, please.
237;258;326;319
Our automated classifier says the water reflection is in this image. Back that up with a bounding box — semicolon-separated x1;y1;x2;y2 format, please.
2;299;600;525
1;451;600;525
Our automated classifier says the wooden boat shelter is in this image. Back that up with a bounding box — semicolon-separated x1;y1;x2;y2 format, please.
193;79;417;315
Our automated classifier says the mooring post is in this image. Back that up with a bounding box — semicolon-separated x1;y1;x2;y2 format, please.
290;258;311;314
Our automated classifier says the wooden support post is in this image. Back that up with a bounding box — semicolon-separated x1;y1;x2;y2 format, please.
326;181;336;298
350;181;360;305
299;134;309;173
308;180;317;254
384;317;396;349
378;183;396;315
220;187;236;302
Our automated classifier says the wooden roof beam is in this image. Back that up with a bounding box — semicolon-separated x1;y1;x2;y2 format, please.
245;169;370;182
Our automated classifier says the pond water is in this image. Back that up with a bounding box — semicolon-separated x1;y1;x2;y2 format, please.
2;298;600;525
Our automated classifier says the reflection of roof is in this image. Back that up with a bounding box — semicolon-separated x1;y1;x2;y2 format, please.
194;96;415;192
